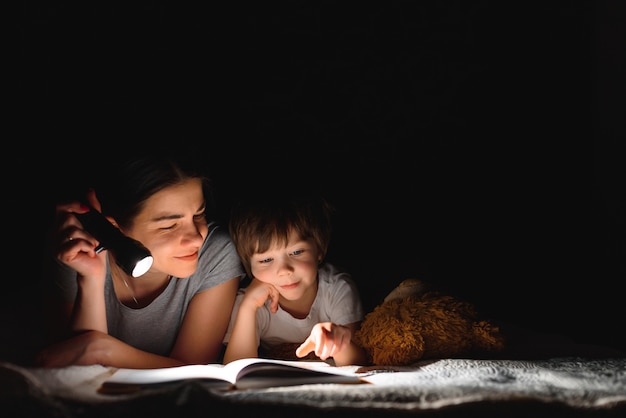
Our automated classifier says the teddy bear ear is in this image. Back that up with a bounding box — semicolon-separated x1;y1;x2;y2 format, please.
383;278;430;302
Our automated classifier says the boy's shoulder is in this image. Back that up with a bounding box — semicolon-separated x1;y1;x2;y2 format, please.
317;263;355;286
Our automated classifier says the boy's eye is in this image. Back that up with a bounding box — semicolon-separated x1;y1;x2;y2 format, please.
259;258;273;264
291;249;304;256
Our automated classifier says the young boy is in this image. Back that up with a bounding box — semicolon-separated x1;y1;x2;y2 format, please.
223;193;367;366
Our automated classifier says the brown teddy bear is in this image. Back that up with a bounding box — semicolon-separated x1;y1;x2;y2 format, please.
353;278;506;366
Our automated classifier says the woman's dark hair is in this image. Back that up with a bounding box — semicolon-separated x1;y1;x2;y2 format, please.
93;154;214;229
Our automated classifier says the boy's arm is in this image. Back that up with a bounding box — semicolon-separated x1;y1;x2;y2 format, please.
223;279;280;364
329;322;368;366
222;299;261;363
296;321;368;366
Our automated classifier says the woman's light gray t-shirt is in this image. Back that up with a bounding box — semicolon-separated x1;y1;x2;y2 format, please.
51;222;245;356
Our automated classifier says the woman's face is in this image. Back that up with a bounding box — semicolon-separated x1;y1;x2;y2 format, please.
122;178;209;279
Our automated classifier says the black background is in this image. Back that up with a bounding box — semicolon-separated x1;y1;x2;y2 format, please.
7;1;626;357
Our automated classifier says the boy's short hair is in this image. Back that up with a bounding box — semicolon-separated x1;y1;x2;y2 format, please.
228;193;334;279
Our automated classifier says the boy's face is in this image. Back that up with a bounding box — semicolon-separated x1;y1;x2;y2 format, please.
249;229;321;302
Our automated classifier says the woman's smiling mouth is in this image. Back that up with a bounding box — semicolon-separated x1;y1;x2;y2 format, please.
175;252;198;262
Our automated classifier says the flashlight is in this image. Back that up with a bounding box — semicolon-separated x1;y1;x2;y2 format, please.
76;207;153;277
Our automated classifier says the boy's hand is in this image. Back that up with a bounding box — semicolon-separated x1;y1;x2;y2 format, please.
295;322;351;361
241;278;280;313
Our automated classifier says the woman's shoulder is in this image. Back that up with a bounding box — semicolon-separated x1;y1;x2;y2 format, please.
205;221;229;240
198;222;241;264
201;221;237;250
193;222;245;284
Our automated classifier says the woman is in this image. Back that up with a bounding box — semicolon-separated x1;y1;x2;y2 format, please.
36;155;245;368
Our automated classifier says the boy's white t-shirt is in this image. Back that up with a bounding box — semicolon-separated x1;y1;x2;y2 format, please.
224;262;364;352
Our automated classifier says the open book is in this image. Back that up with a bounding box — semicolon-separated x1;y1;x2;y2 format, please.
99;358;369;393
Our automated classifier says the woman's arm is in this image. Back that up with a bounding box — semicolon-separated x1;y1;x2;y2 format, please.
35;329;185;368
42;195;110;342
170;277;240;364
37;276;241;368
69;271;108;333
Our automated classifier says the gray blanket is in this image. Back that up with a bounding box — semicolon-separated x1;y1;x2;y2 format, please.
2;357;625;417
